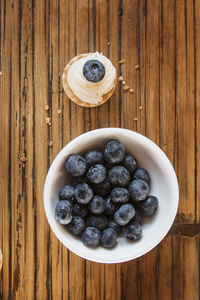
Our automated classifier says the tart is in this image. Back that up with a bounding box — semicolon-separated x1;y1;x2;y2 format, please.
62;52;117;107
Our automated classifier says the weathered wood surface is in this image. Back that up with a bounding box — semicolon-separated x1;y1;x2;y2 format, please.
0;0;199;299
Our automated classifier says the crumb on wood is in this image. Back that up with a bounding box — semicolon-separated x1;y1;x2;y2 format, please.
20;154;27;162
58;109;61;114
119;59;125;64
129;88;134;93
139;106;142;110
122;80;125;85
118;76;123;81
45;105;49;111
48;122;52;126
123;85;129;91
134;118;138;121
49;141;53;147
46;117;51;124
135;64;139;69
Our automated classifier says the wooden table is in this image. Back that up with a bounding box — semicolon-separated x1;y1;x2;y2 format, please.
1;0;199;299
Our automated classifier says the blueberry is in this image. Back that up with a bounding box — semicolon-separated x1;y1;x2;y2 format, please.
101;228;117;248
85;149;105;168
108;166;130;187
104;195;120;215
66;155;87;177
85;214;108;231
83;59;105;83
91;177;111;197
132;168;150;184
108;217;122;233
122;222;142;240
87;164;107;184
132;209;142;223
129;179;149;201
59;185;75;202
81;227;101;247
75;183;93;204
66;216;85;235
121;154;137;173
111;187;130;204
88;195;106;214
139;195;158;216
72;201;89;218
114;204;135;226
70;175;88;187
104;140;125;165
55;200;73;225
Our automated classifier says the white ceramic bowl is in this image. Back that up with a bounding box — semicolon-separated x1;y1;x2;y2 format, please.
44;128;179;263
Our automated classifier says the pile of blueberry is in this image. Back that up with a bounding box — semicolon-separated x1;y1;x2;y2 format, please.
55;140;158;248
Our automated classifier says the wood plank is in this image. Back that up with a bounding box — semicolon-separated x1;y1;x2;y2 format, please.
159;0;176;165
172;225;199;300
49;1;64;298
138;0;147;137
16;0;35;299
121;259;139;300
175;0;196;223
195;0;200;222
157;235;173;300
0;0;13;297
145;0;161;144
104;0;120;128
33;0;50;298
120;0;140;131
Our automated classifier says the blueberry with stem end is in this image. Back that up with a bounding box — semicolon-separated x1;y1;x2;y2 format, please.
121;154;137;173
87;164;107;184
75;183;93;204
104;140;125;165
66;155;87;177
88;195;106;215
122;222;142;241
81;227;101;247
129;179;149;201
108;166;130;187
83;60;105;83
138;195;158;216
101;228;118;248
55;200;73;225
66;216;85;235
59;185;75;202
111;187;130;204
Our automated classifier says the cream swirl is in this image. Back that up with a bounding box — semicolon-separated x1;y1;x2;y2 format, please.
66;52;116;104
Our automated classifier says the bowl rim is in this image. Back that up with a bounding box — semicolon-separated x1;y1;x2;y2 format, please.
43;128;179;263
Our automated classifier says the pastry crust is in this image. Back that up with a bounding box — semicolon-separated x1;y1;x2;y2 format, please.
62;53;117;107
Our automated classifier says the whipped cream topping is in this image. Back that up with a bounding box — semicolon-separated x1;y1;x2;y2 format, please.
66;52;116;104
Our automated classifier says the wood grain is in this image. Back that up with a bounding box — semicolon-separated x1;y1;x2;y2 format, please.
1;0;200;299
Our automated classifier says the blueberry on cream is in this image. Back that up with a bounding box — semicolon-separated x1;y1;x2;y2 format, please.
83;59;105;82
